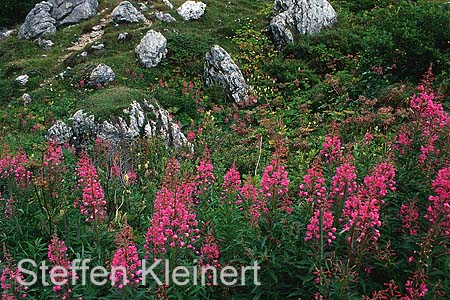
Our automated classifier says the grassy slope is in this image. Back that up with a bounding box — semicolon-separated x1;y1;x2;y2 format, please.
0;0;272;146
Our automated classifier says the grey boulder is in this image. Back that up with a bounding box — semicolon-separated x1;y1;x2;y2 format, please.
47;101;192;151
204;45;250;103
18;2;56;39
177;1;206;21
19;0;98;39
49;0;99;26
135;30;167;68
269;0;337;48
112;1;146;23
88;64;115;86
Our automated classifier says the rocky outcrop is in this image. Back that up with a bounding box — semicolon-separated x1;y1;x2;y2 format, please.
204;45;251;103
49;0;98;26
47;100;192;151
18;0;98;39
269;0;337;48
18;2;57;40
47;120;73;144
135;30;167;68
87;64;115;87
112;1;146;24
177;1;206;21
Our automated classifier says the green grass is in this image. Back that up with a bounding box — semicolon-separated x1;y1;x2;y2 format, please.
78;86;147;119
0;0;272;120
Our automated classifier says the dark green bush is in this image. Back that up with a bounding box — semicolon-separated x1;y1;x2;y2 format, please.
0;0;40;26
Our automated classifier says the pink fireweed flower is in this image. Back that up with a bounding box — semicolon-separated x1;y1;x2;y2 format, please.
320;135;343;164
110;224;142;288
199;235;220;269
187;130;196;142
299;166;327;204
394;130;413;155
363;132;374;144
124;169;138;186
48;235;74;299
75;154;106;223
1;272;27;299
110;163;121;179
424;167;450;238
364;280;402;299
240;182;266;226
305;208;337;244
222;165;242;204
0;152;32;185
402;271;428;299
4;197;15;219
162;157;180;191
43;141;64;168
408;85;449;164
195;148;215;195
1;253;28;300
342;163;396;243
399;200;419;236
260;159;292;214
329;163;358;207
144;181;200;259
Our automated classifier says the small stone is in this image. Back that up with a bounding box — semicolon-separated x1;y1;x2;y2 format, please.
37;38;54;48
90;31;102;38
80;51;88;57
155;12;176;23
88;63;115;86
118;32;129;40
92;24;102;31
22;93;32;105
91;43;105;50
0;29;14;40
138;2;148;11
162;0;174;10
16;75;29;86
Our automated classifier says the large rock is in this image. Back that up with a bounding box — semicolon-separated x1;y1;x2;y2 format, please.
49;0;98;26
112;1;146;23
47;101;192;151
176;1;206;21
204;45;251;103
269;0;337;48
87;64;115;87
18;0;98;39
18;2;57;39
135;30;167;68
